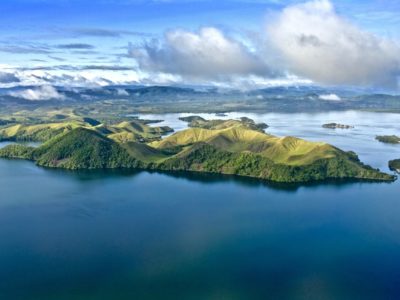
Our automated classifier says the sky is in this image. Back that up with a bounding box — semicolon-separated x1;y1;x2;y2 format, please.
0;0;400;91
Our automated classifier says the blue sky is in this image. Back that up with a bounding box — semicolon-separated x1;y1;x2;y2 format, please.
0;0;399;89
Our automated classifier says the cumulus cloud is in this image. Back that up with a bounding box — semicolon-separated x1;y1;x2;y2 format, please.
319;93;341;101
130;27;274;80
9;85;65;101
268;0;400;87
3;1;400;90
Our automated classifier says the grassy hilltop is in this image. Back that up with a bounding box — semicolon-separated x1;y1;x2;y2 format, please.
0;118;173;143
0;116;394;183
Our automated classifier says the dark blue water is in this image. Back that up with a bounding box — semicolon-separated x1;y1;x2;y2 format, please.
1;111;400;299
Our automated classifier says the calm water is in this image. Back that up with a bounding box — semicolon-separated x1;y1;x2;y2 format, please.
1;111;400;300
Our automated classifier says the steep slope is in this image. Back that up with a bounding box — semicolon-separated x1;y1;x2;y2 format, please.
122;141;170;163
104;120;173;143
5;128;141;169
156;143;393;183
0;119;173;144
0;122;394;183
34;128;142;169
0;121;85;142
389;159;400;173
0;144;36;160
149;122;394;182
151;126;339;166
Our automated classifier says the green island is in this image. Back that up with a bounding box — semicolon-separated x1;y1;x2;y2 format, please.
389;159;400;173
0;116;395;183
376;135;400;144
322;123;354;129
179;116;269;131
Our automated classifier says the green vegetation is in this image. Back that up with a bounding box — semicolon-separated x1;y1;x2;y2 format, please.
0;128;141;170
389;159;400;173
122;142;170;163
156;143;391;182
179;115;268;132
105;120;173;143
0;118;173;144
0;121;86;142
150;126;337;166
0;144;36;160
0;117;394;183
376;135;400;144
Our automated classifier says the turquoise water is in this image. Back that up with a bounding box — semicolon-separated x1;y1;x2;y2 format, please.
1;111;400;299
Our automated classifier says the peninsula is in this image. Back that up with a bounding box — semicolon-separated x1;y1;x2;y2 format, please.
0;117;394;183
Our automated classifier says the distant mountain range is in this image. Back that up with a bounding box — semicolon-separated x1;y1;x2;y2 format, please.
1;85;400;113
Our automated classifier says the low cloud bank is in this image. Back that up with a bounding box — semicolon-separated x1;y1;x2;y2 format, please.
319;94;341;101
9;85;65;101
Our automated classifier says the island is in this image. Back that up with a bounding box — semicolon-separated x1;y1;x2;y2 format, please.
322;123;354;129
376;135;400;144
389;159;400;173
179;115;269;132
0;117;394;183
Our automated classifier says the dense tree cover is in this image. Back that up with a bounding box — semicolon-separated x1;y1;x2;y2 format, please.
376;135;400;144
157;143;392;182
0;119;173;144
0;123;77;142
0;144;35;160
179;116;268;132
389;159;400;173
0;123;394;183
0;128;142;170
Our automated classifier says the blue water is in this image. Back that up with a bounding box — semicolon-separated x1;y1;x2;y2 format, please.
0;111;400;299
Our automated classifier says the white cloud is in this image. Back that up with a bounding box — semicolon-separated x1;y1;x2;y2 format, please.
9;85;65;101
209;74;312;90
116;88;129;96
130;27;273;79
0;67;143;88
268;0;400;87
319;93;341;101
3;1;400;91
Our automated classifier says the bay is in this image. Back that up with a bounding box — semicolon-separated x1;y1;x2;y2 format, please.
1;111;399;300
